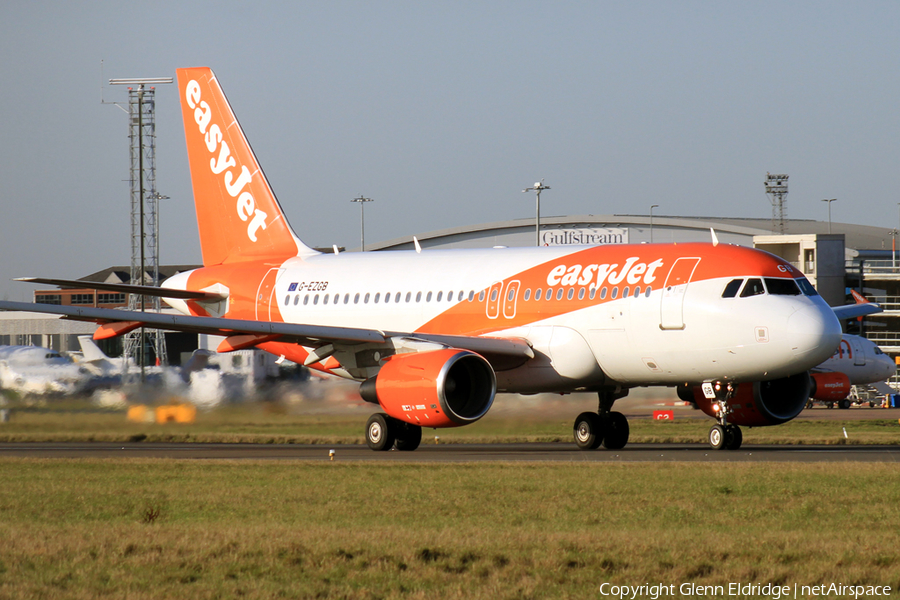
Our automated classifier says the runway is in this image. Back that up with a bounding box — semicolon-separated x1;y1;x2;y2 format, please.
1;442;898;462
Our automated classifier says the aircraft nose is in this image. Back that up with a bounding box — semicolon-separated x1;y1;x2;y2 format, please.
786;303;842;364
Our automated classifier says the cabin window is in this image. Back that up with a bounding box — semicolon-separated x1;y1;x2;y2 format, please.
395;292;401;303
600;288;608;299
447;291;453;301
508;288;516;301
304;295;310;305
374;293;380;303
344;293;350;304
294;295;300;306
324;294;330;305
645;287;652;298
765;278;801;296
384;292;390;303
284;295;290;306
534;288;542;301
427;291;433;302
479;290;485;302
468;291;475;302
524;289;531;301
589;288;596;300
416;292;422;302
578;288;585;300
437;291;443;302
611;288;618;299
623;287;629;298
353;293;360;304
364;293;370;303
458;291;464;301
556;288;564;301
721;279;743;298
740;278;765;298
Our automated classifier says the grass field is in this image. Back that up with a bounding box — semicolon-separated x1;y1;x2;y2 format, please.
1;459;898;599
1;399;898;446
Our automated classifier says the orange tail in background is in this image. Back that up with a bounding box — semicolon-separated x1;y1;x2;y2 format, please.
175;67;318;266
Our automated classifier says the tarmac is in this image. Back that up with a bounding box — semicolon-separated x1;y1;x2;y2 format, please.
1;442;897;462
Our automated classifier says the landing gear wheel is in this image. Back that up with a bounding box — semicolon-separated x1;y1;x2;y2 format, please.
838;399;851;410
724;424;742;450
574;412;604;450
601;411;630;450
394;422;422;451
366;413;396;451
708;424;727;450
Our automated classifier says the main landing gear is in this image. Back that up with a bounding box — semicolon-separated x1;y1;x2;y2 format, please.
365;413;422;451
573;387;630;450
705;381;742;450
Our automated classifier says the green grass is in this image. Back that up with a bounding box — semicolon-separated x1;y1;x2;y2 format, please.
0;400;898;445
0;460;898;599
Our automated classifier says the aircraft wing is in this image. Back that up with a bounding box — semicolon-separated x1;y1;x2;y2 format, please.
0;301;534;363
832;302;882;320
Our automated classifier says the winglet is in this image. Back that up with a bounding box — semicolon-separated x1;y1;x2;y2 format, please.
710;228;719;247
414;236;422;254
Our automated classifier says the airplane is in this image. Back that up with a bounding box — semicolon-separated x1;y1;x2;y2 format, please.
0;344;93;395
0;66;847;450
807;334;896;409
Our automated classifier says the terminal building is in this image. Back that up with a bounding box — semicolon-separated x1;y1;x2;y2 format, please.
3;214;900;385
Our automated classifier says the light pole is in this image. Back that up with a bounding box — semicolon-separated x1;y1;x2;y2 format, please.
891;230;898;270
650;204;659;243
522;180;550;246
351;196;374;251
821;198;836;234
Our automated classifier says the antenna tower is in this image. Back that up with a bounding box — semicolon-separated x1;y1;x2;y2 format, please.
109;77;173;377
764;173;789;234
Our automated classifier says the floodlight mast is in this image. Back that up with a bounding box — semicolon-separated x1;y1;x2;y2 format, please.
821;198;836;234
351;196;374;251
764;173;789;234
522;180;550;246
650;204;659;243
108;76;173;382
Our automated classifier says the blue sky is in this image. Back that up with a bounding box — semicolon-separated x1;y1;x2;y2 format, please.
1;1;898;299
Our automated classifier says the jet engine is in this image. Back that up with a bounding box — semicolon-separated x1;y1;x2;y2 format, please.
359;348;496;428
809;372;851;401
689;371;811;427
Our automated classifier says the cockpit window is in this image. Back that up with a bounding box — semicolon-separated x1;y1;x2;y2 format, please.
796;277;818;296
721;279;743;298
764;278;801;296
874;347;884;355
740;278;765;298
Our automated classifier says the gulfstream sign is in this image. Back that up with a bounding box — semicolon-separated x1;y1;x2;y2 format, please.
541;228;628;246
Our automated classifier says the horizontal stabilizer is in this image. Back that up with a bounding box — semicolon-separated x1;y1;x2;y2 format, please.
832;302;882;320
15;277;226;301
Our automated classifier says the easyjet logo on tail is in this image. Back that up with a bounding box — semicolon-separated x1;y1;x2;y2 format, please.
185;80;268;243
546;257;665;288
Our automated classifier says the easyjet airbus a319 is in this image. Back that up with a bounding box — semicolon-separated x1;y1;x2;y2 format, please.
1;67;853;450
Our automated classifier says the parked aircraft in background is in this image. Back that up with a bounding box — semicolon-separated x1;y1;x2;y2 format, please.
0;345;92;395
0;67;845;450
808;334;895;408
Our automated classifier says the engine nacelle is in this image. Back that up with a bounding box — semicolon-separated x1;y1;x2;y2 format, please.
359;349;496;428
809;372;851;401
690;371;811;427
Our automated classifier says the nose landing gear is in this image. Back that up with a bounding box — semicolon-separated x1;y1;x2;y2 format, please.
704;381;742;450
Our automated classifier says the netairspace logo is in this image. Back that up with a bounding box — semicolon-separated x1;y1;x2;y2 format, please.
597;582;892;599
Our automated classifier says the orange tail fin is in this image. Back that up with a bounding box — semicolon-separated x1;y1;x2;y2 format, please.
175;67;317;266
